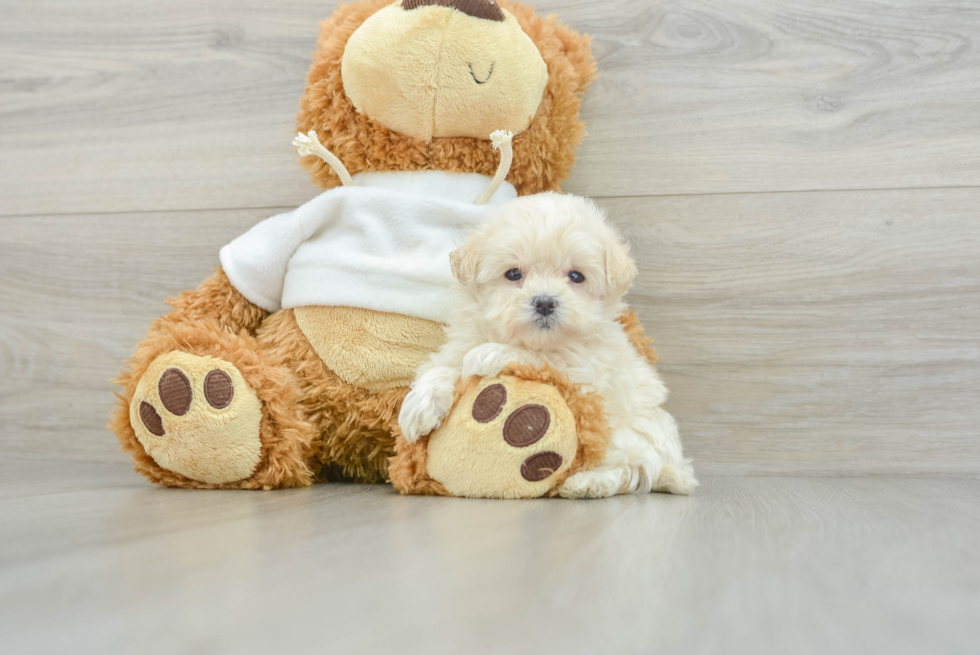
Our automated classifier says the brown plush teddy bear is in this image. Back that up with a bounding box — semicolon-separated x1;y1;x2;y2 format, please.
110;0;657;495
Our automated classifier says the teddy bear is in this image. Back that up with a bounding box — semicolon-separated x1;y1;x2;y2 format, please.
110;0;659;496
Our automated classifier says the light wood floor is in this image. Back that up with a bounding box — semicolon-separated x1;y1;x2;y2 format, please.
1;458;978;655
1;0;978;652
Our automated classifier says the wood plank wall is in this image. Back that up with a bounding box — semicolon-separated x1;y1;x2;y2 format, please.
1;0;978;474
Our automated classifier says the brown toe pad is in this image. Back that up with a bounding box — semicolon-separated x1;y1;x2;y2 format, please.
503;404;550;447
158;368;192;416
521;451;563;482
139;401;165;436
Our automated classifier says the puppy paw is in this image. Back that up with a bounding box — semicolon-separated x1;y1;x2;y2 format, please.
399;384;454;443
558;466;626;499
462;343;530;379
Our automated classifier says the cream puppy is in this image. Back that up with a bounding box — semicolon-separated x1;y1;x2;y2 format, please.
399;193;698;498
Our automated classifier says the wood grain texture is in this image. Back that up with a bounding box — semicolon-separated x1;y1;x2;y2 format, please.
1;459;978;655
1;188;977;473
567;0;980;197
0;208;272;462
602;190;980;475
2;0;980;215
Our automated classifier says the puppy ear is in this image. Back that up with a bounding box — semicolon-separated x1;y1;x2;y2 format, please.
449;241;479;284
604;234;637;297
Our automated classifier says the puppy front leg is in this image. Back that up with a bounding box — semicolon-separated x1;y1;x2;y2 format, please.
561;410;698;498
558;464;630;499
461;342;540;380
398;365;459;443
558;429;660;499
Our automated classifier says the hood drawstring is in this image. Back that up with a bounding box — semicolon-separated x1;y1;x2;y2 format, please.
294;128;513;205
293;130;353;187
476;129;514;205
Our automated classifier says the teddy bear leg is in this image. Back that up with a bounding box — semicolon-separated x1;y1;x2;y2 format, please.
390;365;609;499
251;308;405;484
111;320;318;489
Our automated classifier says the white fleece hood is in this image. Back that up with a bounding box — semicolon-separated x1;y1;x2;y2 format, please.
219;170;516;323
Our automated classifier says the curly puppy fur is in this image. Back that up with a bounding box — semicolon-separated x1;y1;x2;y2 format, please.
389;362;610;497
397;194;696;497
296;0;597;194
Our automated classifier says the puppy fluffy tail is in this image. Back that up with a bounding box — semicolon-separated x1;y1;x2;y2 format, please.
654;459;699;495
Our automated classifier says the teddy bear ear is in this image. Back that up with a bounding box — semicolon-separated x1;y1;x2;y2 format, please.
547;17;598;94
505;2;598;95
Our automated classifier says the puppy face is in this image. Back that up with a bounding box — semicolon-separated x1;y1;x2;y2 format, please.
451;193;637;350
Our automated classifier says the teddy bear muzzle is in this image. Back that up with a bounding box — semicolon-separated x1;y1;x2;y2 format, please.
340;0;548;142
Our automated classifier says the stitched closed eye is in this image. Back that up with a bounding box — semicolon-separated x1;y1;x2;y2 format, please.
469;62;493;84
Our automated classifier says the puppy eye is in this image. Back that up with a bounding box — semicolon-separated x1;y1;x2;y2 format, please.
505;268;523;281
568;271;585;283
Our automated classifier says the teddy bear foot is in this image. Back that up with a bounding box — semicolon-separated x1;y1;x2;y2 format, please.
129;351;264;485
425;376;578;498
390;364;611;499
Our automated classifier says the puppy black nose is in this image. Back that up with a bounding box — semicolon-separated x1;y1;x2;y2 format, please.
402;0;505;22
532;296;558;317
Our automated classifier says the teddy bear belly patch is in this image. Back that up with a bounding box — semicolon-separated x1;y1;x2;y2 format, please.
294;306;447;391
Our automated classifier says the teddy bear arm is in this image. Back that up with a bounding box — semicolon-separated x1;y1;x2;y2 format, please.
153;267;269;337
618;309;658;366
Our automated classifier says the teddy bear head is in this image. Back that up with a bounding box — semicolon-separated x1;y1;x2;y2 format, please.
296;0;597;196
